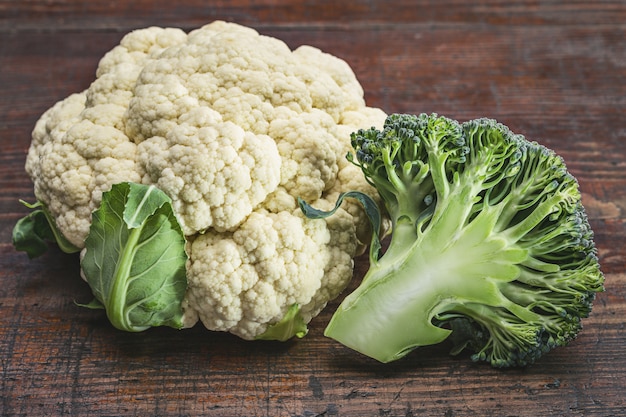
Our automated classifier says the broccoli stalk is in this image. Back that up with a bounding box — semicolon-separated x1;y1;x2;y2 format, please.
300;113;604;367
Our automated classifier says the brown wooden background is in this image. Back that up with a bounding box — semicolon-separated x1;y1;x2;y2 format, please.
1;1;625;416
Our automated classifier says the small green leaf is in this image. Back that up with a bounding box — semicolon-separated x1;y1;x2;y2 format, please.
13;209;53;258
12;200;80;258
299;191;383;262
76;298;105;310
80;182;188;332
256;304;308;341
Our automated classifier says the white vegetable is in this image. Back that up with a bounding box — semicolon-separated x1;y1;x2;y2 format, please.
24;21;387;339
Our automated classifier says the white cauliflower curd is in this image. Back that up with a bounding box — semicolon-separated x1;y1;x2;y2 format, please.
23;21;386;339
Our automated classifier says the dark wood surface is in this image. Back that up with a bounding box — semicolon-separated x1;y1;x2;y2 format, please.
1;1;625;416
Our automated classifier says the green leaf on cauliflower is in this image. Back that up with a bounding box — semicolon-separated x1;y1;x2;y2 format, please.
12;200;80;258
80;182;188;332
256;303;309;341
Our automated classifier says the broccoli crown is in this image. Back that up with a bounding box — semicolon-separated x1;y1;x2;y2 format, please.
315;113;604;367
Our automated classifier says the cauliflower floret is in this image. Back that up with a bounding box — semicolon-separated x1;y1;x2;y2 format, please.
184;208;358;339
268;107;342;203
25;20;387;339
25;27;188;247
137;107;281;234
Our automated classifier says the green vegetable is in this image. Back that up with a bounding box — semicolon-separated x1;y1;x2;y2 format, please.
12;200;80;258
256;303;309;342
80;182;188;332
300;113;604;367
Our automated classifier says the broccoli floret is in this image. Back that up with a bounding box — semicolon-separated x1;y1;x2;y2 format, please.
300;113;604;367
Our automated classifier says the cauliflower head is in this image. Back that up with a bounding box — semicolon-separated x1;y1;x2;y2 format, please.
24;21;386;339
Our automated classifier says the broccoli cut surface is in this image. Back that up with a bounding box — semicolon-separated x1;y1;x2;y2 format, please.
300;113;604;367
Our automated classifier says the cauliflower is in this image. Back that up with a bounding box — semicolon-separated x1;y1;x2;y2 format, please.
20;21;386;339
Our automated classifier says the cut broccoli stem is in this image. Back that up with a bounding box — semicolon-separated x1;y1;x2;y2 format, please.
326;199;526;363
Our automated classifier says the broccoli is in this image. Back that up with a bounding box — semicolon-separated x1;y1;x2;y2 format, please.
299;113;604;367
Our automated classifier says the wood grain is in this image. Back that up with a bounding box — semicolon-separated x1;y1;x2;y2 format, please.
1;1;625;416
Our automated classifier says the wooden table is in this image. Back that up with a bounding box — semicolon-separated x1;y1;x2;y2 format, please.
1;1;625;416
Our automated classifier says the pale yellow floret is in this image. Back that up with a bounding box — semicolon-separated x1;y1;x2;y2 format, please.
185;210;330;339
